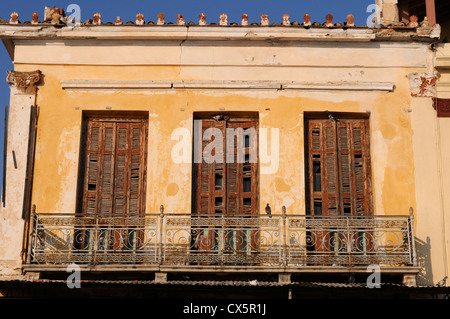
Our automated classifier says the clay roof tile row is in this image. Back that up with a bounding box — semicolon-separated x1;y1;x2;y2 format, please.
2;9;432;29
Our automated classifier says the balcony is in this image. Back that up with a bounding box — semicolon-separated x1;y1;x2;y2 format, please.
25;212;418;278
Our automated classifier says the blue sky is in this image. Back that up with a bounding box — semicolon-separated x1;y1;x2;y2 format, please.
0;0;374;187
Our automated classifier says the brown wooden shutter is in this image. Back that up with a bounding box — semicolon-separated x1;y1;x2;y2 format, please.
337;119;372;216
99;123;115;217
307;119;339;216
196;120;213;216
81;117;147;218
227;120;258;216
306;117;372;216
193;115;259;260
194;117;258;217
226;122;241;217
84;122;101;217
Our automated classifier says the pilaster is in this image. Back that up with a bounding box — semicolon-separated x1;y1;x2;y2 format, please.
0;70;41;277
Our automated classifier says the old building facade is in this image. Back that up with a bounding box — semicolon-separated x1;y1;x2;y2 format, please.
0;1;449;298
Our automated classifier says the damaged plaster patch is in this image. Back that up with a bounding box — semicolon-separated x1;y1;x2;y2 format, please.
274;177;291;192
372;130;388;215
166;183;179;196
56;127;79;212
407;72;437;97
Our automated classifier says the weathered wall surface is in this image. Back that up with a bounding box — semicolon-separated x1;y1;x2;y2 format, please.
418;42;450;286
0;26;446;284
11;40;426;219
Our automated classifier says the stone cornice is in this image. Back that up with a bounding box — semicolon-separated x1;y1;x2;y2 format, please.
0;25;378;42
0;23;439;61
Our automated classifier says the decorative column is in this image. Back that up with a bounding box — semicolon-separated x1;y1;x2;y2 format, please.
0;70;41;278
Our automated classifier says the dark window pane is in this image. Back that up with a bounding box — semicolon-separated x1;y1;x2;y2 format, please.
215;172;223;190
314;200;322;215
313;160;321;192
243;177;251;192
215;197;223;207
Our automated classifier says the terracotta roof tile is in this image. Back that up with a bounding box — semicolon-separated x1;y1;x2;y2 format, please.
2;8;433;29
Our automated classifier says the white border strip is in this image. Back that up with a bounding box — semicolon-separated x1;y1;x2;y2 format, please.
61;80;395;92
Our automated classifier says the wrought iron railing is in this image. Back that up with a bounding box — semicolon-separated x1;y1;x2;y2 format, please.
27;212;417;268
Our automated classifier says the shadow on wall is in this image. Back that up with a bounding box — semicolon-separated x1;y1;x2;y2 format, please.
416;236;433;286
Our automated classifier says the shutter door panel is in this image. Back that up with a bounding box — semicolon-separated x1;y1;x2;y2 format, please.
83;122;101;217
242;121;258;216
129;123;145;217
307;123;323;216
99;123;115;217
324;121;339;216
100;154;114;216
338;123;352;215
226;120;258;217
350;120;372;216
306;117;372;217
226;123;241;216
307;119;339;216
196;120;229;216
193;116;259;258
114;124;129;217
114;154;128;217
82;117;147;219
337;119;372;216
362;120;373;215
214;121;226;217
197;121;213;215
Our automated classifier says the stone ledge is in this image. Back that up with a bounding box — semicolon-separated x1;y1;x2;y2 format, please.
22;264;422;275
61;79;396;92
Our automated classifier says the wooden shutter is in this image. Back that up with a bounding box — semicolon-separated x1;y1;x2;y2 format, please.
81;117;147;218
194;117;259;217
100;123;115;217
306;117;372;216
195;120;225;217
226;120;258;217
83;121;101;217
306;119;339;216
337;119;372;216
193;116;259;257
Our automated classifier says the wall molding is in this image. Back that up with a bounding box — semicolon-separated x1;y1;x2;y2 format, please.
61;80;395;92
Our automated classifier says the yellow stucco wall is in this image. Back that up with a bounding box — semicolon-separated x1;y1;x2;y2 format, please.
3;29;446;284
10;62;418;219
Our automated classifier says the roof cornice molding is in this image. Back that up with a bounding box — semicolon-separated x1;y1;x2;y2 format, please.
0;25;379;42
60;79;396;92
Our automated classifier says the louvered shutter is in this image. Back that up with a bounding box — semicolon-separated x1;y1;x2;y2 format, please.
227;120;258;217
307;119;339;216
196;120;214;216
193;117;259;257
83;122;101;217
195;118;258;217
99;124;115;217
82;118;147;219
337;119;372;216
226;122;241;217
306;117;372;216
